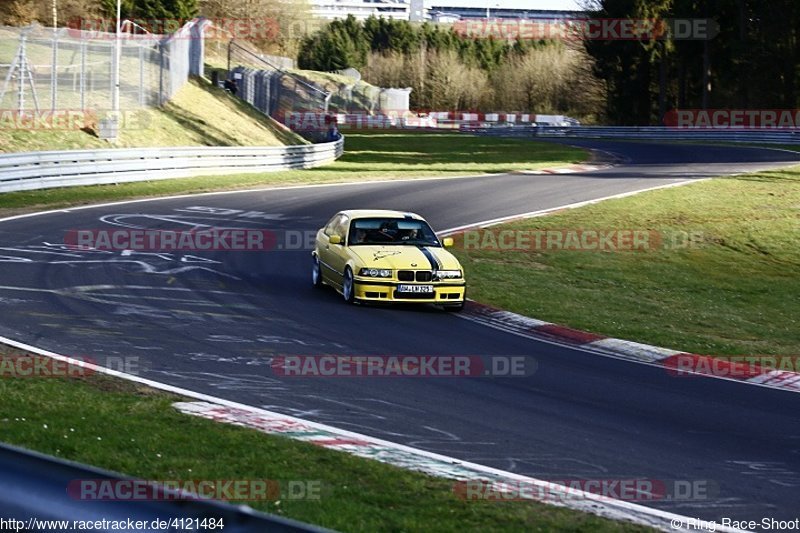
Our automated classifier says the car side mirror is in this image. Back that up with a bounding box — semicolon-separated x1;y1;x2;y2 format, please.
329;235;342;245
442;237;454;248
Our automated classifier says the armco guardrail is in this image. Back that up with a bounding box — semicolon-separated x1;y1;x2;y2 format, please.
0;136;344;193
463;124;800;143
0;442;335;532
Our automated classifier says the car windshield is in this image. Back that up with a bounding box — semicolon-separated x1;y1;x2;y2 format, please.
348;217;440;246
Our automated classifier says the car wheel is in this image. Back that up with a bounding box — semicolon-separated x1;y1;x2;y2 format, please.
312;255;323;288
342;267;356;304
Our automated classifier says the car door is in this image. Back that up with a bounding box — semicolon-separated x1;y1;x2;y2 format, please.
325;214;350;288
317;213;348;286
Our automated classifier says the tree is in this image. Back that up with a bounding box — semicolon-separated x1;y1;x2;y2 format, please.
299;15;605;118
587;0;800;124
0;0;40;25
492;43;604;118
1;0;104;26
199;0;311;57
99;0;198;26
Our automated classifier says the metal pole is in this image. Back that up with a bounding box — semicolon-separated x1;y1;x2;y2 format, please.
138;45;144;105
51;0;57;110
25;40;41;113
158;42;164;105
51;33;58;111
0;34;21;106
112;0;121;112
79;41;86;109
17;36;26;116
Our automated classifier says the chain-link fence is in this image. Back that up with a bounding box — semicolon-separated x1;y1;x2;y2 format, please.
0;20;203;114
227;40;329;120
226;39;410;125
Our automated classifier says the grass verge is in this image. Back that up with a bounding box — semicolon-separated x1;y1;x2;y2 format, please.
0;130;585;215
0;78;305;153
0;362;646;532
451;165;800;356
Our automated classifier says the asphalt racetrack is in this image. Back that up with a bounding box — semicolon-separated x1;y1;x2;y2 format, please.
1;140;799;522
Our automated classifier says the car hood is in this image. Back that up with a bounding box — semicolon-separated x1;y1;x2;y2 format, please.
350;245;461;271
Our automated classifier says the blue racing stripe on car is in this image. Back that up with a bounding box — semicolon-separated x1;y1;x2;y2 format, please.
417;245;441;270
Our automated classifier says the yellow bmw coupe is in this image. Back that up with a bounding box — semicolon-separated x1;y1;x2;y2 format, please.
312;210;466;311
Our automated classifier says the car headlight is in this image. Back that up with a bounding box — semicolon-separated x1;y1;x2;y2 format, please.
359;268;392;278
435;270;462;280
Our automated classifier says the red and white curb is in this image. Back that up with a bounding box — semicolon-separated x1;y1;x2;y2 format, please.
512;147;625;175
513;162;613;175
459;301;800;393
0;334;737;532
174;401;737;533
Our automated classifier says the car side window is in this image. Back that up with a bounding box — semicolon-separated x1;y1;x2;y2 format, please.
323;214;342;236
331;216;349;242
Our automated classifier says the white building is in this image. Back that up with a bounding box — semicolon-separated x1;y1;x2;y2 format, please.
310;0;584;22
311;0;412;21
427;0;583;22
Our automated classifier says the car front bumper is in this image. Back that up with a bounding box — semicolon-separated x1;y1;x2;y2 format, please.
353;279;466;303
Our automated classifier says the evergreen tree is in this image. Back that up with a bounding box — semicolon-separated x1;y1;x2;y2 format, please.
100;0;197;26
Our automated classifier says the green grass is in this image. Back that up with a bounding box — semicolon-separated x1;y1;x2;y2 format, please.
0;78;305;153
0;364;647;532
451;166;800;356
723;143;800;153
0;130;585;214
662;141;800;153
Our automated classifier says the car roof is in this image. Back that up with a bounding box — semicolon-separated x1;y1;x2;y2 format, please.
338;209;424;221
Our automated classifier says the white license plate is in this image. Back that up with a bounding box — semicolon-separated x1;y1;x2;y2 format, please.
397;284;434;293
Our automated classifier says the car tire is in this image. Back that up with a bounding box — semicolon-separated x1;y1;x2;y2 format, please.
312;255;323;288
342;267;356;304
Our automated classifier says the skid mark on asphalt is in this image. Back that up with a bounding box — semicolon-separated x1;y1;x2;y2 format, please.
98;206;302;231
0;297;33;304
252;395;503;453
0;243;239;279
149;370;290;393
180;352;275;366
728;460;800;488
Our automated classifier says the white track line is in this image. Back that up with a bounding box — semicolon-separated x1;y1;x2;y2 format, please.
438;178;706;235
